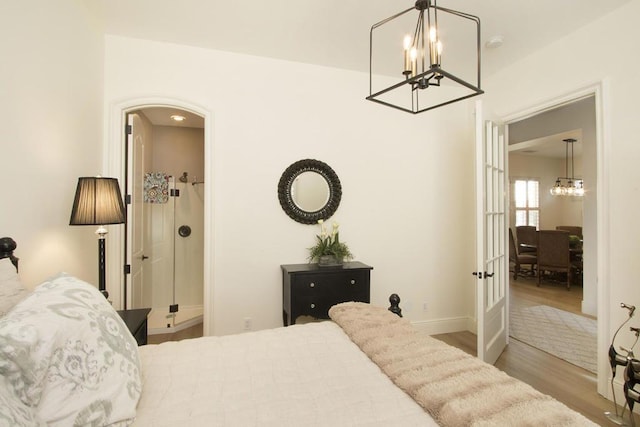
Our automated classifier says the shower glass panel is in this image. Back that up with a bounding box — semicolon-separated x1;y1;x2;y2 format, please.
148;174;204;332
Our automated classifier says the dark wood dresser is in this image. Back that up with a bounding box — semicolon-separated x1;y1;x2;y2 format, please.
117;308;151;346
281;262;372;326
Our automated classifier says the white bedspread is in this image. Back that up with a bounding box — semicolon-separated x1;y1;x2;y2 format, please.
135;321;437;427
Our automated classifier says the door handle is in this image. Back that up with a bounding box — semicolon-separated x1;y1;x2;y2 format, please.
472;271;494;279
141;255;149;260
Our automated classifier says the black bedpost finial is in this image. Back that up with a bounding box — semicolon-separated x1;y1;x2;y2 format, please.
389;293;402;317
0;237;18;270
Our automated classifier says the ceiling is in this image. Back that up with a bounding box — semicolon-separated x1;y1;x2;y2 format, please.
138;107;204;128
87;0;631;79
509;130;583;159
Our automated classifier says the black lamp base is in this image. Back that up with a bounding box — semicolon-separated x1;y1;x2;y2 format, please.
98;236;108;299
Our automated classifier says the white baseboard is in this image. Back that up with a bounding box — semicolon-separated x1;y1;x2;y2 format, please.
411;316;474;336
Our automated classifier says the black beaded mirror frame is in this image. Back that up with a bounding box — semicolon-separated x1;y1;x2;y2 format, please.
277;159;342;224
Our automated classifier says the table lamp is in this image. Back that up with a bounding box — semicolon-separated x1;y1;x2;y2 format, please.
70;177;125;299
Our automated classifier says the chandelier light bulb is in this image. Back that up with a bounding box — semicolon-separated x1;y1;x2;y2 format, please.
403;34;412;49
429;27;437;42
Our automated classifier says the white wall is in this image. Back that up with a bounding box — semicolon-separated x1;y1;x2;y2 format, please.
104;35;477;335
509;153;583;229
151;125;205;181
0;1;104;288
484;0;640;397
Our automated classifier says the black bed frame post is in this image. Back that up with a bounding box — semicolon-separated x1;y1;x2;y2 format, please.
388;293;402;317
0;237;18;271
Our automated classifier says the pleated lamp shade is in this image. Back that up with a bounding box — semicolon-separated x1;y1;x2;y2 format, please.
70;177;125;226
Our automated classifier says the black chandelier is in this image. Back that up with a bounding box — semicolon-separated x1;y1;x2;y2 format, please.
366;0;483;114
549;138;584;197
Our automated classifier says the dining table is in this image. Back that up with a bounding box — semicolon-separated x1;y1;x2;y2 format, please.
518;233;583;285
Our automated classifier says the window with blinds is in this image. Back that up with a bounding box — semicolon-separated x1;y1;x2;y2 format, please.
514;179;539;228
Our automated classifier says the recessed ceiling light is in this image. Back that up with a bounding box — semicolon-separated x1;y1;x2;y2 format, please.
171;115;186;122
485;35;504;49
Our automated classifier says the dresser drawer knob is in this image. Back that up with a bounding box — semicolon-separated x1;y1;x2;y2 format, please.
310;303;315;308
350;279;356;285
310;283;315;288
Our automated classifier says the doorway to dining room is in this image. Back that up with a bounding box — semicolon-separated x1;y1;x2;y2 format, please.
506;94;597;370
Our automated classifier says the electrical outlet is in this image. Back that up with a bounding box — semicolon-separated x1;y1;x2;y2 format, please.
243;317;252;331
422;302;428;312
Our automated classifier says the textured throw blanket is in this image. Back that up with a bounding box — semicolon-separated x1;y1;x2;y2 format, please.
329;302;598;427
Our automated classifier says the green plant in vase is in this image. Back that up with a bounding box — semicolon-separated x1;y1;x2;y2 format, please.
308;219;353;266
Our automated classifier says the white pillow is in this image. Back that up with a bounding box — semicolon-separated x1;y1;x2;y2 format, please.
0;273;141;426
0;376;44;426
0;257;29;317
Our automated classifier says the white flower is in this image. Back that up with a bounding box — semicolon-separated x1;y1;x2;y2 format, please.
318;219;327;237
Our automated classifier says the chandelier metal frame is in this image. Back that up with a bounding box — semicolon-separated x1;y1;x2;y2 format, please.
366;0;483;114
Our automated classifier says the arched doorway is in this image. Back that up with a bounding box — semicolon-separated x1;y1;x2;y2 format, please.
105;98;214;336
125;107;205;338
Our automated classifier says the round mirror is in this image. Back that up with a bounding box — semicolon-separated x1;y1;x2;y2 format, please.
291;171;330;212
278;159;341;224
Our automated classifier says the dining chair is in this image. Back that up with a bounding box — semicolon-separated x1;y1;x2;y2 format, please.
509;228;537;280
555;225;583;239
516;225;537;254
537;230;572;290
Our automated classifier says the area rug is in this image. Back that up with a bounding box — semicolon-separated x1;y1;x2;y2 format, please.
510;304;597;373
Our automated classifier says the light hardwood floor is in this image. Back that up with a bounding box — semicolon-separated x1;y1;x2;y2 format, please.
147;322;203;344
435;275;637;426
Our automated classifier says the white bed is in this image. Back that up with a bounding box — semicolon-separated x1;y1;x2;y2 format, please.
0;240;598;427
136;321;435;426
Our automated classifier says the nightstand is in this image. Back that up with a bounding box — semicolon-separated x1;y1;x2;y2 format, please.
281;262;372;326
117;308;151;346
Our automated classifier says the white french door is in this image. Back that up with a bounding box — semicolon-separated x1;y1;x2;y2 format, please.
474;100;508;364
125;113;150;309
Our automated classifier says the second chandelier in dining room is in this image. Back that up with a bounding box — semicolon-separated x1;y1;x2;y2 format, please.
550;138;584;197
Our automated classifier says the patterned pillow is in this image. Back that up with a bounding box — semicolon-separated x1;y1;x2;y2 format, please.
0;257;29;317
0;273;141;426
